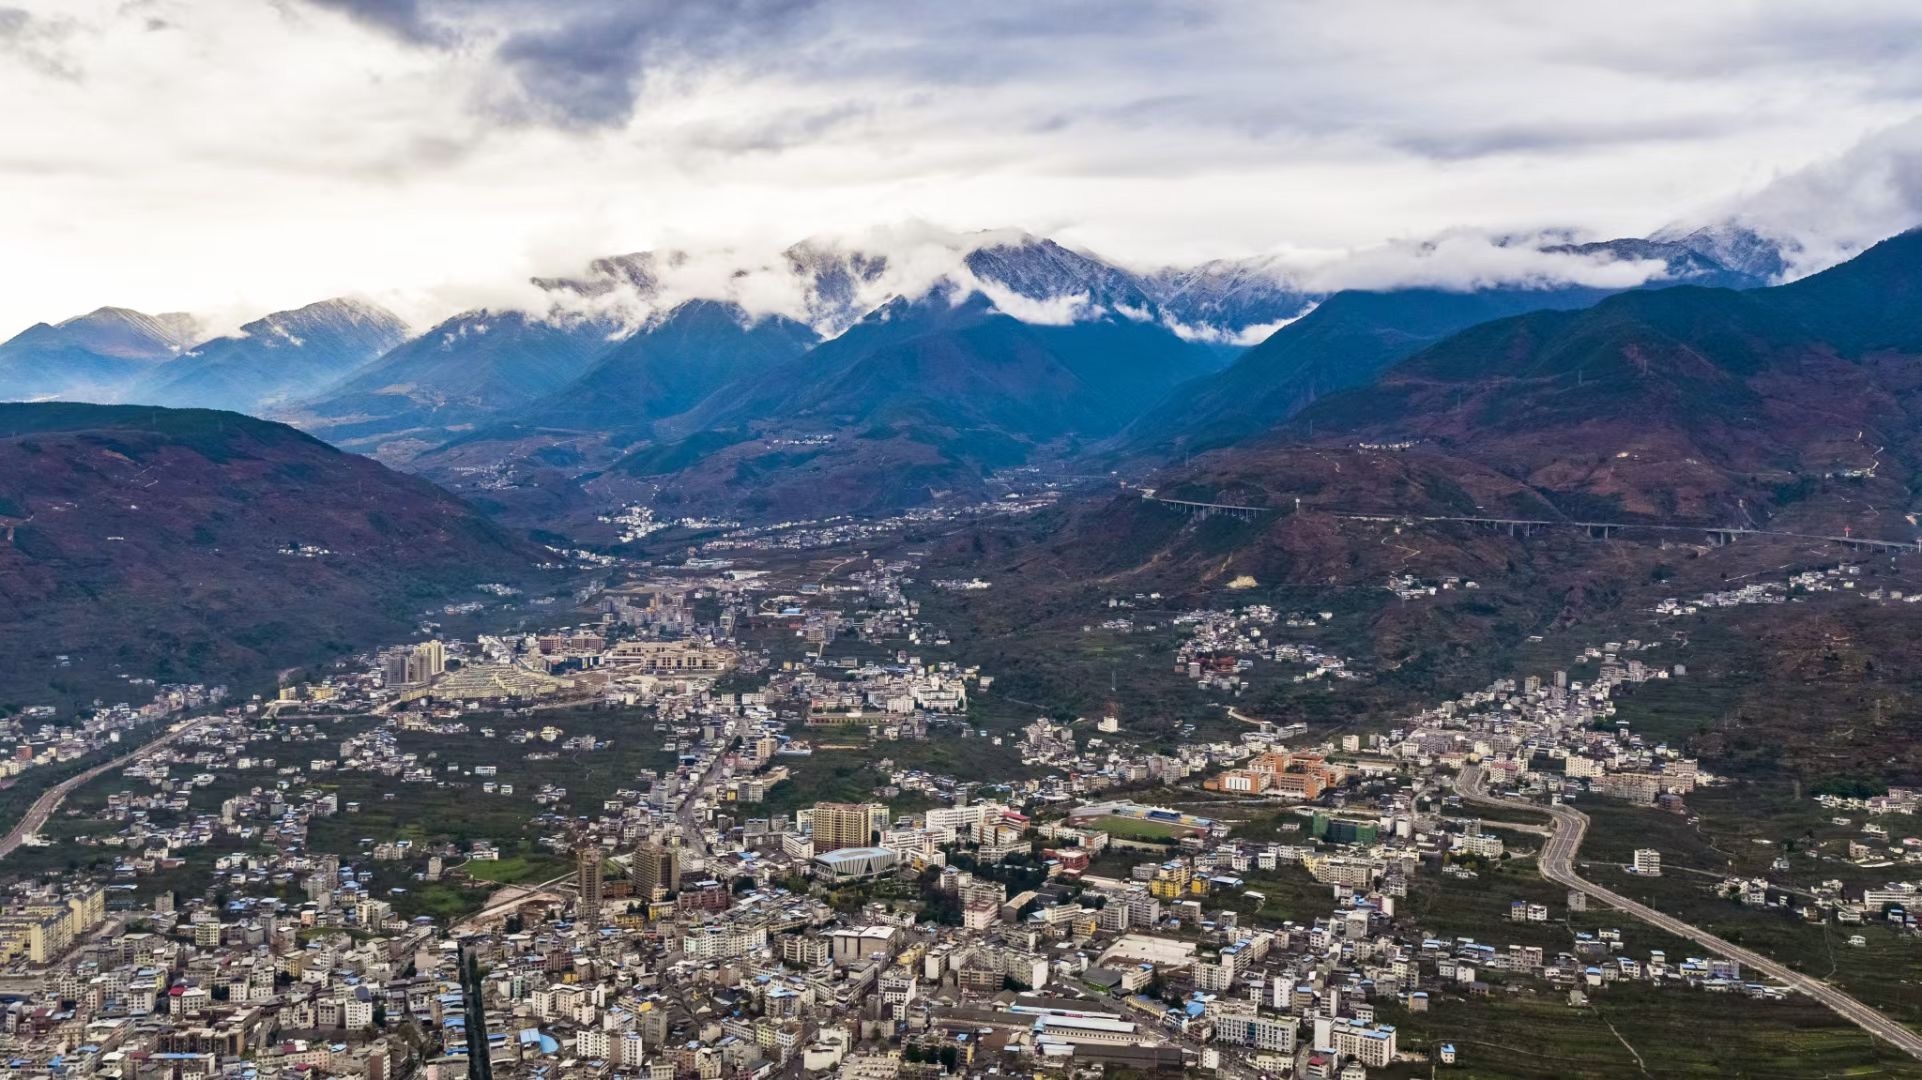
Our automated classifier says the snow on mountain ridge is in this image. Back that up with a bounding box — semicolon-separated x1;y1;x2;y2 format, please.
9;224;1798;368
222;297;408;354
40;306;203;359
1650;222;1794;283
379;222;1778;357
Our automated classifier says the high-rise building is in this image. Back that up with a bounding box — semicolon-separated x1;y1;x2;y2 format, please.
577;846;605;921
811;802;882;854
385;641;446;687
631;842;680;900
406;641;446;684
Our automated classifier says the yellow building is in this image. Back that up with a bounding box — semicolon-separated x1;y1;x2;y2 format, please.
1148;865;1193;901
811;802;883;854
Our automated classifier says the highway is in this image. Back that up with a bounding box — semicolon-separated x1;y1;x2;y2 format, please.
1141;491;1922;554
1457;766;1922;1059
0;716;216;860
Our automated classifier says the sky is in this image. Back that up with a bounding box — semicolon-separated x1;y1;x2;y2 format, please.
5;0;1922;336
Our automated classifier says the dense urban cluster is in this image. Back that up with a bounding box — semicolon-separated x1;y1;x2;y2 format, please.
3;538;1920;1080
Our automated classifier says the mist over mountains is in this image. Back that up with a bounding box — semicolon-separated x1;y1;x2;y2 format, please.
0;219;1802;524
2;221;1778;403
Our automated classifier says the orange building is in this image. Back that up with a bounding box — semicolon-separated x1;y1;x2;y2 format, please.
1205;749;1341;798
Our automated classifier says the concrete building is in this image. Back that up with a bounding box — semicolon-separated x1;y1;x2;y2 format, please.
631;842;680;900
812;846;899;883
577;846;605;921
827;925;898;967
811;802;882;853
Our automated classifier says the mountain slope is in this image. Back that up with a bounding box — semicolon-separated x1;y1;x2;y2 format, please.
597;291;1221;519
961;236;1159;313
290;310;612;455
0;403;541;703
1768;227;1922;354
1120;285;1624;454
516;300;818;432
1121;240;1773;456
126;298;408;414
1009;229;1920;609
1276;228;1922;525
0;307;202;402
1139;257;1319;343
1652;223;1792;283
1540;236;1764;290
665;290;1219;451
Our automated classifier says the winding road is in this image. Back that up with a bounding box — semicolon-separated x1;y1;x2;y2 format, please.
1456;766;1922;1059
0;716;215;860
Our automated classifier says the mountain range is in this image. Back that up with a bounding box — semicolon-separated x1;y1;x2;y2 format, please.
0;224;1793;523
7;220;1922;702
1118;233;1778;456
1276;227;1922;524
517;300;820;434
0;307;200;403
287;309;614;452
1059;226;1922;600
127;298;408;414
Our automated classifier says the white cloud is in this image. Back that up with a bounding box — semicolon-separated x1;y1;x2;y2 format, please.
2;0;1922;338
968;284;1093;326
1166;313;1308;347
1702;116;1922;277
1283;231;1675;294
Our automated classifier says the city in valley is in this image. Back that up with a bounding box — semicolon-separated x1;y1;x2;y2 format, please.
5;4;1922;1080
4;503;1922;1079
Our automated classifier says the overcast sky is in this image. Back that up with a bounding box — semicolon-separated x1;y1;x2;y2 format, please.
5;0;1922;335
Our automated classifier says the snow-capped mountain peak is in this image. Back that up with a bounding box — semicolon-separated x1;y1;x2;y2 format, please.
1651;222;1793;283
231;297;408;353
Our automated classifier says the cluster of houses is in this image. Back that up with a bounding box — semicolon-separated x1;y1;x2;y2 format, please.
1173;607;1359;694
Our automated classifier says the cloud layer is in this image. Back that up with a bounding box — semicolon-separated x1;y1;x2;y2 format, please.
3;1;1922;335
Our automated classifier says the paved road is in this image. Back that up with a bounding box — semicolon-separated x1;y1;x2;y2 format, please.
674;718;738;860
0;716;215;859
1457;766;1922;1059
